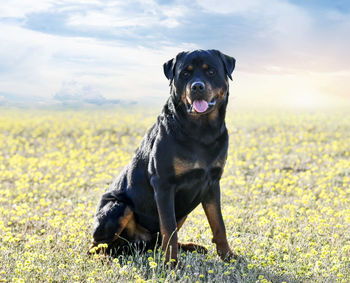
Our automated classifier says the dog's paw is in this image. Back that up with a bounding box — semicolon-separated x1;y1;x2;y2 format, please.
217;247;236;262
178;242;208;254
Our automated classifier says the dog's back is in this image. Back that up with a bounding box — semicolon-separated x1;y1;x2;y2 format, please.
90;49;236;264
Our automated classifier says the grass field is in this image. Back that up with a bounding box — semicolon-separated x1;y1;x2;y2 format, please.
0;108;349;282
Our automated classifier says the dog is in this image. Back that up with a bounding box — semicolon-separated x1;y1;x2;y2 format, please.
90;49;236;264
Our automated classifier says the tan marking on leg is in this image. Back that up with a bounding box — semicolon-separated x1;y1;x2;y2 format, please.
134;223;152;242
176;216;187;231
203;202;233;261
113;206;133;241
178;242;208;254
125;216;152;242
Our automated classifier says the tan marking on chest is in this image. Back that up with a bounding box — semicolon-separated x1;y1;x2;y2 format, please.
173;156;204;176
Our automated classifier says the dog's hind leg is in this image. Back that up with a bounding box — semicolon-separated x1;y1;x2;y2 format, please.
178;242;208;254
89;192;133;254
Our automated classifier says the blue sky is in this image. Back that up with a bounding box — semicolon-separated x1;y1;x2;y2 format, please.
0;0;349;107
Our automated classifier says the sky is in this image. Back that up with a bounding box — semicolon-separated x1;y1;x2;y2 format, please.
0;0;349;108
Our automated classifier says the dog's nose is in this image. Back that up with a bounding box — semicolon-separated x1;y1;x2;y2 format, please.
191;81;205;92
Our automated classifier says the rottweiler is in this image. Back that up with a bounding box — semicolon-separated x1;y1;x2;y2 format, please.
90;49;236;264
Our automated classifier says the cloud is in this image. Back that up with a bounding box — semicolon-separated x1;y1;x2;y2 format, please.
0;0;349;108
66;3;186;30
0;0;55;18
0;21;196;101
0;92;53;107
195;0;260;14
193;0;350;75
54;81;107;105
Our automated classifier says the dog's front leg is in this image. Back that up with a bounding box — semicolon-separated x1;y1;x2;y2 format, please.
202;184;233;261
151;177;178;264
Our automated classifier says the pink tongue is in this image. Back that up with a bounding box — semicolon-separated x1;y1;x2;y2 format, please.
193;100;208;113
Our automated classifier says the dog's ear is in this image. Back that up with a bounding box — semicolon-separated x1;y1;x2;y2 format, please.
163;52;185;84
213;50;235;80
163;58;175;81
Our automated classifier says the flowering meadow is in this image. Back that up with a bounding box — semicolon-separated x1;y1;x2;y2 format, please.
0;108;349;282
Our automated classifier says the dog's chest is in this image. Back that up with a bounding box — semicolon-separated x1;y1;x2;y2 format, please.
173;155;225;177
171;154;225;215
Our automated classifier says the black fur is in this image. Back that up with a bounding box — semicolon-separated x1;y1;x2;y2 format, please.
91;49;236;262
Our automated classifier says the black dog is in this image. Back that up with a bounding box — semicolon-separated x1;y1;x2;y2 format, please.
90;49;236;264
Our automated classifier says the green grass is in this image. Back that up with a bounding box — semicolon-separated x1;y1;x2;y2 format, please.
0;108;349;282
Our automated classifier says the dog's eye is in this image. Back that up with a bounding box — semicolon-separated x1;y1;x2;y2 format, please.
182;70;191;78
207;69;216;76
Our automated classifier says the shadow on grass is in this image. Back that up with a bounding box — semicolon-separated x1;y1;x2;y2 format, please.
97;243;298;283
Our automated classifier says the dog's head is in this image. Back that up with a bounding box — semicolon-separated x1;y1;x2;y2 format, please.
163;50;235;116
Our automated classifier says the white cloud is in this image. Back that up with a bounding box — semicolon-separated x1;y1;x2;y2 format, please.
204;0;350;80
0;0;349;108
54;80;108;104
67;11;152;28
195;0;260;14
0;0;187;30
0;0;55;18
196;0;314;67
0;22;197;100
65;0;187;30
